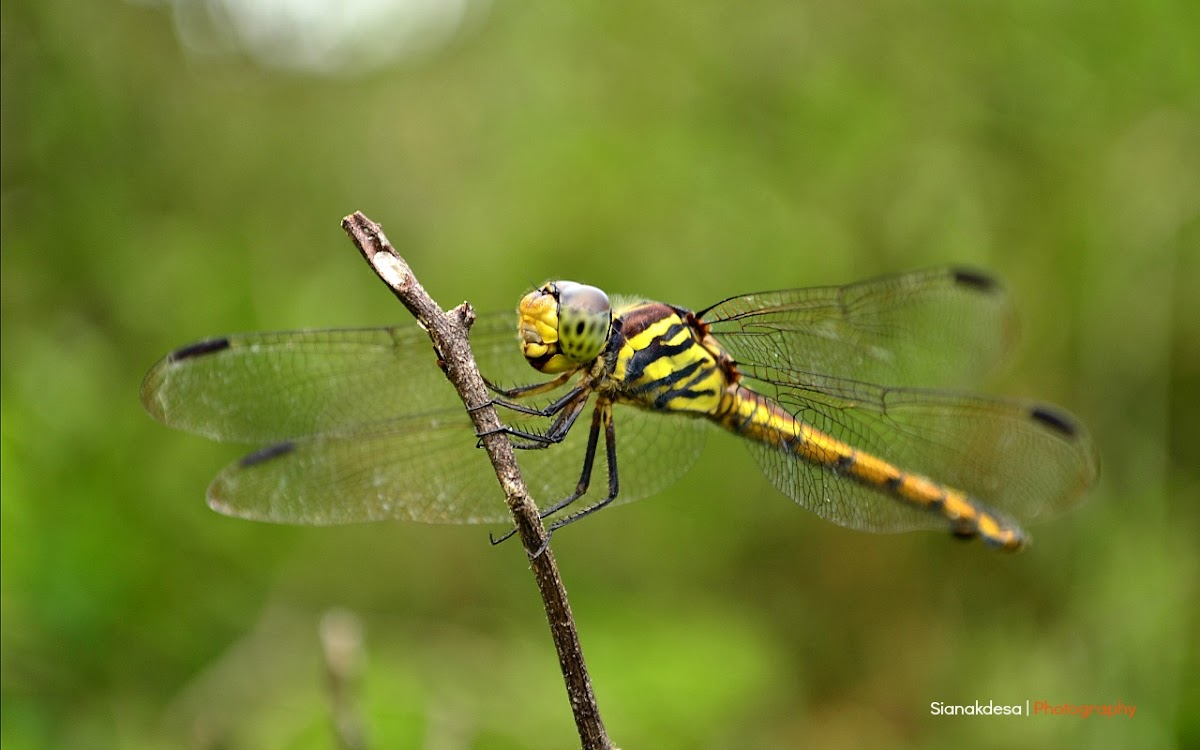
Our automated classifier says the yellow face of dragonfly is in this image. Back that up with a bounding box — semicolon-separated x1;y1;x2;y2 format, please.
518;281;612;373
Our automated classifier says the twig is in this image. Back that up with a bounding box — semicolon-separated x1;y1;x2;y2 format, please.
340;212;612;750
320;608;369;750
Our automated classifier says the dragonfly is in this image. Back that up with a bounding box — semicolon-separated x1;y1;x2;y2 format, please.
141;267;1098;550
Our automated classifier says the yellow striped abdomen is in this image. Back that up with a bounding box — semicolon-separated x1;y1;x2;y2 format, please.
713;386;1026;550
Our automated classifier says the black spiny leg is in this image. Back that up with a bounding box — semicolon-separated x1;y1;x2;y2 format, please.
535;399;607;519
480;371;620;550
547;400;620;532
474;374;592;448
485;388;591;449
484;371;575;400
489;398;611;548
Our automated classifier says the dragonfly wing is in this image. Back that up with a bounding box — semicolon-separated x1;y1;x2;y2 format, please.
208;397;708;526
602;405;708;507
702;267;1017;390
145;307;706;525
141;313;523;443
143;312;587;525
208;414;514;524
741;370;1099;533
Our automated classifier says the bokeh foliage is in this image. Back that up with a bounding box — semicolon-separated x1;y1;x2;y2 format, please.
3;1;1197;748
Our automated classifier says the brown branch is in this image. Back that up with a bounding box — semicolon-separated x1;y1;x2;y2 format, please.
340;212;612;750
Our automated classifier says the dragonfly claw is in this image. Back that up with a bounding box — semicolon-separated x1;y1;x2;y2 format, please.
489;525;553;559
488;527;517;545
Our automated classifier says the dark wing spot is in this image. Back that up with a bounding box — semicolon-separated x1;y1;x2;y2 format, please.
239;441;296;468
1030;406;1079;438
951;267;1000;292
170;337;231;362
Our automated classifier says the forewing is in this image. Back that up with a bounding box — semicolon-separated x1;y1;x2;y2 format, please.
702;267;1017;390
141;313;523;443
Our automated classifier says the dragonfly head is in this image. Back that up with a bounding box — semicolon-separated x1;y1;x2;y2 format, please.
518;281;612;373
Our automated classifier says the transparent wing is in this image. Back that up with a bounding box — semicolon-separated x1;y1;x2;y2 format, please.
738;367;1099;534
206;400;707;526
207;414;509;524
701;267;1017;390
141;313;525;443
143;313;707;525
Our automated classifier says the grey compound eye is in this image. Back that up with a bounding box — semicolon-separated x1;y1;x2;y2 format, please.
554;282;612;364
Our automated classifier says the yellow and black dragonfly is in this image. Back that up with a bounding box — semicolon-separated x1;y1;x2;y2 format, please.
141;267;1097;549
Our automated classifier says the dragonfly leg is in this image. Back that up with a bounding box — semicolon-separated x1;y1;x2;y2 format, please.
546;401;620;533
475;372;595;444
486;383;589;419
488;399;615;550
536;400;607;517
478;388;591;449
484;371;575;400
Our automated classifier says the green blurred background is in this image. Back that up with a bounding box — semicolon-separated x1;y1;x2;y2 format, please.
3;1;1197;748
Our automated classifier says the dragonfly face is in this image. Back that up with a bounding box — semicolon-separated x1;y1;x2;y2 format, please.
517;281;612;373
142;267;1098;549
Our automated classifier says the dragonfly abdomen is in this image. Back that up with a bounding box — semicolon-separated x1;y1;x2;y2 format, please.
713;386;1027;550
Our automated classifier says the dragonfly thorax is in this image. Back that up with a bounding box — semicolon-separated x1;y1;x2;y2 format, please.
518;281;613;373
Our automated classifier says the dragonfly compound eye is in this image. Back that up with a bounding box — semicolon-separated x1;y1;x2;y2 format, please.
517;281;611;373
555;282;612;364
